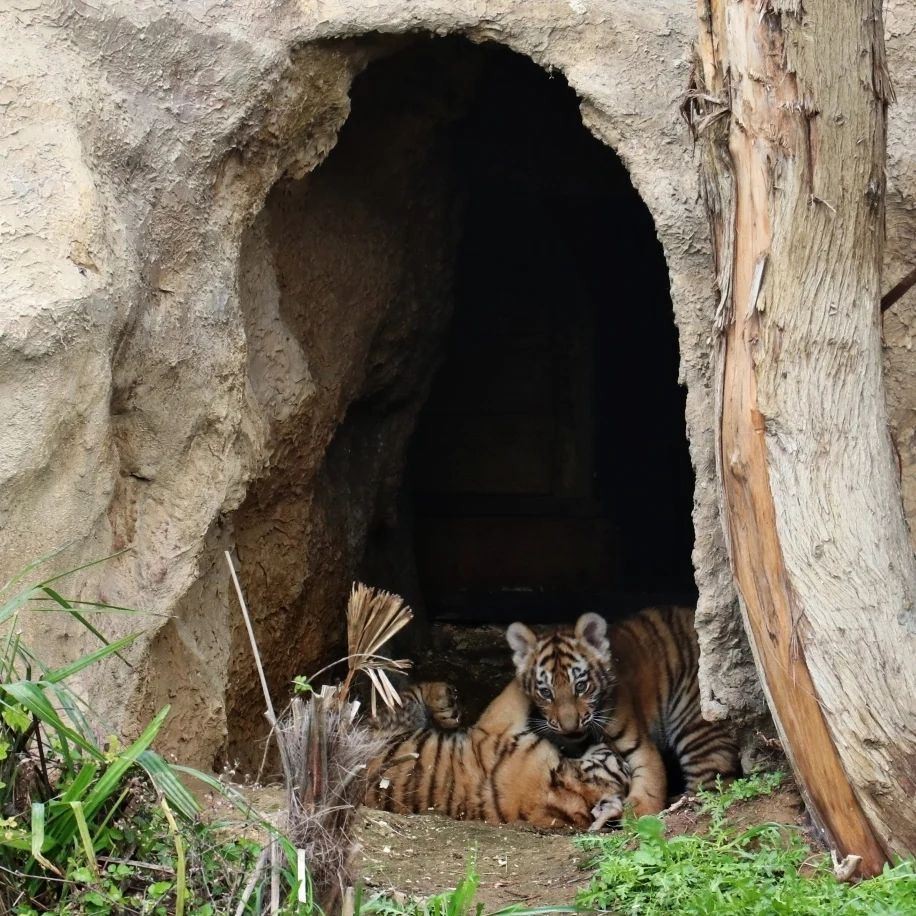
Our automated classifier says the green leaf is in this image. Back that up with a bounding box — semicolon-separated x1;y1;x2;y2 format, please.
70;800;99;876
293;675;314;695
43;632;141;684
68;865;94;884
82;706;170;821
137;750;200;820
2;702;32;733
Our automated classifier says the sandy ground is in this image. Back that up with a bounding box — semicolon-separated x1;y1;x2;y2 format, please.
357;811;591;910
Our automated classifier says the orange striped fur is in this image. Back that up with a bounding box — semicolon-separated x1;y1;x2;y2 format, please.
365;679;631;829
507;607;739;816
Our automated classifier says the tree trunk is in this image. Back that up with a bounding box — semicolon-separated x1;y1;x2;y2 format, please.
688;0;916;873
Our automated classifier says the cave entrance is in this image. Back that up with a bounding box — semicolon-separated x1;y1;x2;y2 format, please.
228;37;694;765
354;41;695;719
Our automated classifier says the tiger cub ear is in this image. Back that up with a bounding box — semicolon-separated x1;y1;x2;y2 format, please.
506;622;538;669
575;613;609;658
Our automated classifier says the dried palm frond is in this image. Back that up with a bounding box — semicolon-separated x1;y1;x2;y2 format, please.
339;583;413;714
274;686;387;913
228;572;416;914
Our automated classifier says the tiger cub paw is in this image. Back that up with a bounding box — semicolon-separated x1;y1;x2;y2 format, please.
589;794;625;831
417;681;461;730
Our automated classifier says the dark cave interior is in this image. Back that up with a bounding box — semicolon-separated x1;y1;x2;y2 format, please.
228;37;697;763
363;40;696;628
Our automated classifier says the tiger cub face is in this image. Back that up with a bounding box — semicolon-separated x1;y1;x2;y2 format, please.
506;613;613;739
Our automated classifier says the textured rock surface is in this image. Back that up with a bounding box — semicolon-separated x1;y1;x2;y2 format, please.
0;1;911;769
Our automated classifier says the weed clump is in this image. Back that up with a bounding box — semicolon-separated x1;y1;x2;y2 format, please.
0;552;265;914
576;773;916;915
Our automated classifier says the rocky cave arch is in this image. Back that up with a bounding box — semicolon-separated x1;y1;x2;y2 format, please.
216;38;702;770
5;0;915;864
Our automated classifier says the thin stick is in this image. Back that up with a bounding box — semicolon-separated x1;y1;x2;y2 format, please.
270;838;280;914
225;550;276;727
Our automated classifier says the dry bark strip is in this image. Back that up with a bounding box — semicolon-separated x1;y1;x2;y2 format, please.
689;0;916;872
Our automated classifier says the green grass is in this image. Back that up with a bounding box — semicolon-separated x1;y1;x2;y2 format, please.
576;773;916;915
0;552;268;914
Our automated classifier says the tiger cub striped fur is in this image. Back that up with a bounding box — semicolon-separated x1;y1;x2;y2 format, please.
365;679;631;830
372;681;462;732
507;606;739;817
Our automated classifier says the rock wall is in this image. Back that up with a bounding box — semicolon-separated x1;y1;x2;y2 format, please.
1;0;912;769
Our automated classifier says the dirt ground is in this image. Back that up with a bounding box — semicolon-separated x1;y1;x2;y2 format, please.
357;811;590;910
355;779;808;910
227;777;807;911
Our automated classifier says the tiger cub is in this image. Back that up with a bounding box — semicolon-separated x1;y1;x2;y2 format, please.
365;679;631;830
507;606;739;817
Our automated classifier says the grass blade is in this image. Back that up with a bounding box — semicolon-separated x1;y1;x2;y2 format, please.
61;763;99;803
47;683;99;743
160;798;187;916
172;764;276;830
0;543;72;594
30;598;163;615
2;681;103;761
30;803;62;875
31;549;131;591
83;706;169;820
70;800;99;876
43;632;141;683
0;549;129;627
40;588;137;667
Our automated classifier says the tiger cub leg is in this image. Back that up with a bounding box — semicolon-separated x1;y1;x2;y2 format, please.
414;681;462;730
607;720;667;816
373;681;462;732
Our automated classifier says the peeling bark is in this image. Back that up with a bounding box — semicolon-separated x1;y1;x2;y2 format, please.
689;0;916;871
